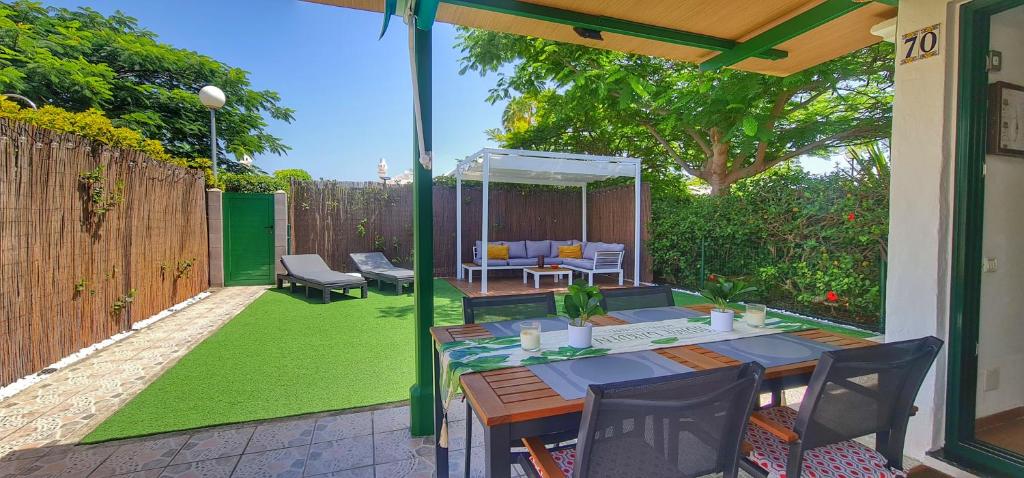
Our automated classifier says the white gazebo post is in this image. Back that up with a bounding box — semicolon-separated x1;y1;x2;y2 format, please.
633;161;641;286
456;171;463;279
481;152;490;293
581;183;587;242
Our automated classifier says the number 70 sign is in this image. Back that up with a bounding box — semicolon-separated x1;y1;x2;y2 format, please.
901;24;941;65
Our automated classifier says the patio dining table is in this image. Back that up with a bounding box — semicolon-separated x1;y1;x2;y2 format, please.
429;308;878;478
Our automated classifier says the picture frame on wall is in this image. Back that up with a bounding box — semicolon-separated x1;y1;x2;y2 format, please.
988;81;1024;158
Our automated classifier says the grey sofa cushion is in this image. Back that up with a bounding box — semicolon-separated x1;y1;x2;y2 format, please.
583;242;625;259
506;241;528;259
542;257;564;265
563;258;595;270
473;258;509;266
549;240;575;257
280;254;332;275
508;258;538;267
525;240;550;258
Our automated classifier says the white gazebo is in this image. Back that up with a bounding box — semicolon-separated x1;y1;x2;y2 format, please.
453;148;642;293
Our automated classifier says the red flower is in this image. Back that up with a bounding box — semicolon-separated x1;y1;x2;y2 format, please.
847;212;856;222
708;274;717;282
826;291;839;302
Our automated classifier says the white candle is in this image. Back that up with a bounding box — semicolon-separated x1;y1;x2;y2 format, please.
520;329;541;351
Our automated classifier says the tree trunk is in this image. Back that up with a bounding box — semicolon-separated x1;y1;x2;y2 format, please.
706;128;732;196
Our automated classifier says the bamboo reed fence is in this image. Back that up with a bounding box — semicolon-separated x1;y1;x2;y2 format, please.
0;119;209;387
289;181;651;280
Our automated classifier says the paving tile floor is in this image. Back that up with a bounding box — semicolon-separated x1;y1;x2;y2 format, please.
0;403;523;478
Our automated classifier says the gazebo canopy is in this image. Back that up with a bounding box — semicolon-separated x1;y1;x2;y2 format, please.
454;148;640;186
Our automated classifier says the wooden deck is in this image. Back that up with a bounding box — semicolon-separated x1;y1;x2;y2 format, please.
445;273;633;297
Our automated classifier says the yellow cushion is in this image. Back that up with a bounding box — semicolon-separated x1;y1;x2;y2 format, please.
558;244;582;259
487;244;509;260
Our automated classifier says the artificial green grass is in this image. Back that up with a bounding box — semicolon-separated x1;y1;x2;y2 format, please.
84;279;871;443
83;279;465;443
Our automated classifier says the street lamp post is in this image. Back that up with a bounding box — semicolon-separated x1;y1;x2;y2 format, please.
198;86;226;177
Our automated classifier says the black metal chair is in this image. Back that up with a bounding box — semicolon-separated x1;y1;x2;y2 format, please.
741;336;943;478
460;292;557;476
598;285;675;312
521;362;766;478
462;292;557;325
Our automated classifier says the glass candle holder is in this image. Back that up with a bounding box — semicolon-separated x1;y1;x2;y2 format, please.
520;321;542;351
745;303;767;327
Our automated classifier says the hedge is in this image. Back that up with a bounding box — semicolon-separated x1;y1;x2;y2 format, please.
649;165;888;329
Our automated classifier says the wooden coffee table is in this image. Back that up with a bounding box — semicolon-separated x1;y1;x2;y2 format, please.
522;267;572;288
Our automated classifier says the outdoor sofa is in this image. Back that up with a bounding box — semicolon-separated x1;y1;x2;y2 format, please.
349;252;415;291
467;239;626;285
278;254;368;303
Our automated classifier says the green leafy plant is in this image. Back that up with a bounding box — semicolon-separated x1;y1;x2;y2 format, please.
563;284;604;327
73;278;88;296
78;166;125;216
111;288;138;317
700;275;757;312
356;218;368;237
219;172;286;193
175;258;196;279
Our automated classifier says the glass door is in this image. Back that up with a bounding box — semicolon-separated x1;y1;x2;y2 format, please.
949;1;1024;475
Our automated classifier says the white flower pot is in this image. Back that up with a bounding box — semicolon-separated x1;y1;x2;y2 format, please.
568;323;593;349
710;309;735;332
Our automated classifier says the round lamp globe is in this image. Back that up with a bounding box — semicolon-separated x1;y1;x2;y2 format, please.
198;85;226;110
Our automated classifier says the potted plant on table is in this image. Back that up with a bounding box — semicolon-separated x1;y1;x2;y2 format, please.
563;284;604;348
700;275;758;332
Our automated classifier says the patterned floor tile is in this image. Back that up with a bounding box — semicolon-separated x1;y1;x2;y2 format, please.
0;456;37;476
372;457;434;478
302;466;373;478
170;428;254;465
444;418;484;452
245;421;315;454
370;406;409;434
303;435;373;476
90;435;189;477
17;444;117;477
311;413;371;444
231;445;307;478
160;455;240;478
109;468;164;478
372;429;433;465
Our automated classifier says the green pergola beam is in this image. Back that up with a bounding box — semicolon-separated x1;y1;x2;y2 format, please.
699;0;867;71
440;0;788;60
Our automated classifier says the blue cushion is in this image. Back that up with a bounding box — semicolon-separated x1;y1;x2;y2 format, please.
562;259;595;270
506;241;528;259
525;240;550;258
473;258;508;266
542;257;564;265
549;240;574;257
508;258;537;266
582;242;604;259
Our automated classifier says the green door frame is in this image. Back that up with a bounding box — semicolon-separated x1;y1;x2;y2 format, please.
947;0;1024;475
222;192;276;286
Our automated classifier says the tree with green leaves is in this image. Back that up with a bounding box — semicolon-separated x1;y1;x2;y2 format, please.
0;1;294;170
458;30;893;195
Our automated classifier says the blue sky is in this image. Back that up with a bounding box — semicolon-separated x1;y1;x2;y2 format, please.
40;0;839;179
40;0;504;180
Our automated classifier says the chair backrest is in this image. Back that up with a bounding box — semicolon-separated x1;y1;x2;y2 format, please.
462;292;556;324
280;254;331;275
593;250;624;270
793;336;943;466
349;252;395;272
574;363;765;478
599;285;675;312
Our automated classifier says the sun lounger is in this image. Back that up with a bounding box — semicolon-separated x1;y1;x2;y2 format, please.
278;254;368;303
349;252;415;291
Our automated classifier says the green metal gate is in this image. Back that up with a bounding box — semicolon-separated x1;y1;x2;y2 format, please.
223;192;275;286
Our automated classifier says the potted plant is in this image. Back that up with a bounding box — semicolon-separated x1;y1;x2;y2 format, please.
700;275;758;332
563;284;604;348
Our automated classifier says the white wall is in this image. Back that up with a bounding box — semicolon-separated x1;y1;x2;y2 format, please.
886;0;960;461
976;5;1024;418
